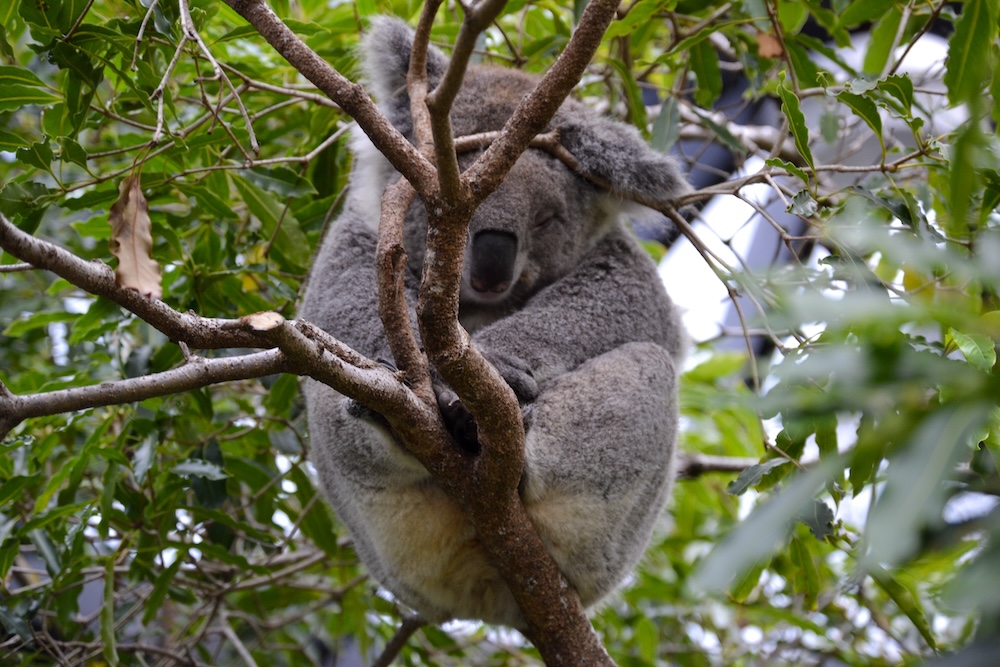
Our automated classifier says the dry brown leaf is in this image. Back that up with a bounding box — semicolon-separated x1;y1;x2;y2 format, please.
109;174;162;299
756;30;784;58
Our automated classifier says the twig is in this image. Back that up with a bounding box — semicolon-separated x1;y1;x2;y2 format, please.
179;0;259;155
0;262;34;273
675;453;759;479
131;0;159;71
371;615;427;667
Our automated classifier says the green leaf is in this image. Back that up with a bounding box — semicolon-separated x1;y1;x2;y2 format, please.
230;173;309;272
0;83;60;111
837;91;884;161
0;64;47;88
58;137;89;170
3;310;75;336
789;189;818;217
609;58;648;134
142;557;184;625
869;564;937;650
776;73;814;170
102;556;120;667
944;0;998;105
605;0;673;40
690;39;722;108
694;460;838;592
68;296;119;344
948;121;981;236
789;533;820;608
949;329;997;372
634;614;659;663
727;458;790;495
837;0;896;29
15;141;55;174
0;476;36;506
865;404;991;565
651;96;680;154
862;8;901;76
28;529;61;576
729;558;768;602
878;73;914;113
798;499;834;540
766;157;810;186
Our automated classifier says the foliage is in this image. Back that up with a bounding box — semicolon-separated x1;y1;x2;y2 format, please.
1;0;999;665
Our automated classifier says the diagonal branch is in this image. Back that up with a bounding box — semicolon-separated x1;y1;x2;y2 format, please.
460;0;620;199
220;0;438;196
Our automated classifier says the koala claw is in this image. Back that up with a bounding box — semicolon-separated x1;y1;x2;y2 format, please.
434;386;481;454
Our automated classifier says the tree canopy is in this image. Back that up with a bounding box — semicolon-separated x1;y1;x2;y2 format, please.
1;0;1000;665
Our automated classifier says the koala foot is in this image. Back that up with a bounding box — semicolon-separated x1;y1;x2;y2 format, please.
434;386;481;454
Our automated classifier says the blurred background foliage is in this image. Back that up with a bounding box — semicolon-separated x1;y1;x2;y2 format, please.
1;0;999;665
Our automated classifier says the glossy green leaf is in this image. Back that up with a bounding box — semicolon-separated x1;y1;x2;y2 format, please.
837;91;885;161
950;329;997;372
777;73;815;170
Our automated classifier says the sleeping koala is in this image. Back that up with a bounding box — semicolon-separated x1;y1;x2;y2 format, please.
301;17;689;628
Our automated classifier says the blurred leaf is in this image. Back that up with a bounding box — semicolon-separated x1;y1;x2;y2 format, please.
798;499;834;540
171;460;228;480
102;556;120;667
690;39;722;108
866;403;991;566
944;0;998;105
727;459;790;495
651;96;680;154
695;460;838;593
869;563;937;650
950;328;997;372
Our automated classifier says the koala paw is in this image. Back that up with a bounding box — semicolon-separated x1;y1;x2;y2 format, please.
434;386;481;454
483;352;539;402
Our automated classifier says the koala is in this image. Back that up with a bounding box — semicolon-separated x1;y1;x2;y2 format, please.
300;17;690;628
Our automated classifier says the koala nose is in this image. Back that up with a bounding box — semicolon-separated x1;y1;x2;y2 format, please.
470;230;517;294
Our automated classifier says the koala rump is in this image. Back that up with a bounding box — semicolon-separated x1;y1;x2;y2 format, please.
300;16;689;627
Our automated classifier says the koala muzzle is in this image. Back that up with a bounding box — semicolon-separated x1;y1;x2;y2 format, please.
469;230;517;294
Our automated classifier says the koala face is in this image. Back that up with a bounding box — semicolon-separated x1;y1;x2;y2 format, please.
458;149;608;308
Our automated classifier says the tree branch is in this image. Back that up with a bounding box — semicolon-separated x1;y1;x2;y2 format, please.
220;0;438;195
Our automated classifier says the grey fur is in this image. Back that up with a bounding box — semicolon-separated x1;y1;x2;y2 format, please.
301;16;689;628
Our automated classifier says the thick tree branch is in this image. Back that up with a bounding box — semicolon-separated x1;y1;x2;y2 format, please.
376;179;432;396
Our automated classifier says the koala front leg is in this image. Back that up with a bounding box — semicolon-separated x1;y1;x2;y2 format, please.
519;341;679;607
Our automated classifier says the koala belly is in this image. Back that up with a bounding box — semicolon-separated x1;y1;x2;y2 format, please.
358;481;525;626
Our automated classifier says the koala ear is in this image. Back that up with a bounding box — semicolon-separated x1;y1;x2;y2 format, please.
557;115;691;209
360;17;449;110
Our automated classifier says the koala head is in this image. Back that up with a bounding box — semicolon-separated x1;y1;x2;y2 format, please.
355;17;690;321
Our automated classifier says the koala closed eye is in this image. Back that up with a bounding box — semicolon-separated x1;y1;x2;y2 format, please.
300;15;688;629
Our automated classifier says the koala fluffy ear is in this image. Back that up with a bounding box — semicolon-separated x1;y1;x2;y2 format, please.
557;115;691;209
360;17;449;122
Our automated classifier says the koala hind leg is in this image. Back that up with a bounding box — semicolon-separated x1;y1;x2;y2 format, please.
519;341;678;607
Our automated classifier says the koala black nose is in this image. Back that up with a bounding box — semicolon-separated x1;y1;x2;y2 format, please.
470;230;517;294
